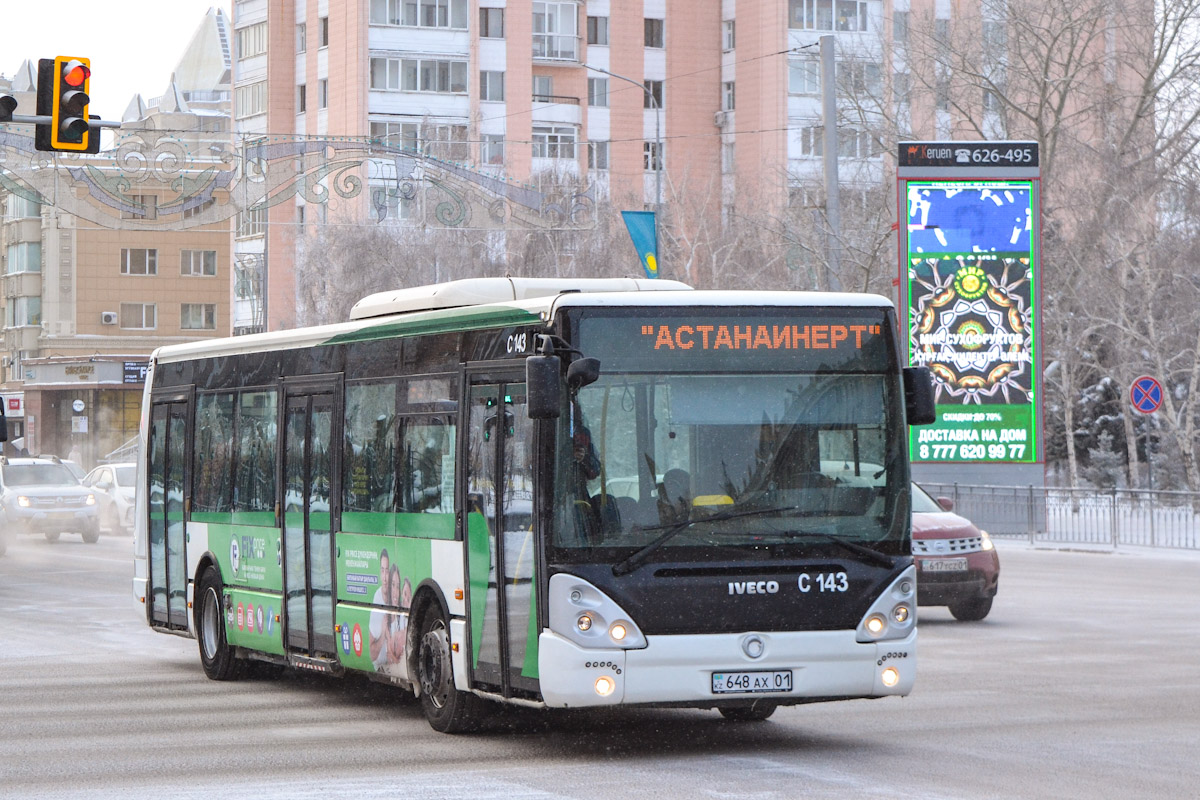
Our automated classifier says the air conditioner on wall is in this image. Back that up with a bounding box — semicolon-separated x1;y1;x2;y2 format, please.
101;311;117;325
713;111;728;128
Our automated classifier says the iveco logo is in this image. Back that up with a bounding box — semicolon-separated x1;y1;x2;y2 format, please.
742;635;766;659
728;580;779;595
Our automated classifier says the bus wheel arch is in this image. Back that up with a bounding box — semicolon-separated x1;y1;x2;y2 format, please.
409;585;483;733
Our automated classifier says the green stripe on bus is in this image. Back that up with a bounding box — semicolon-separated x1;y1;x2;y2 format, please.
224;588;285;655
324;306;542;345
342;511;455;540
205;523;284;592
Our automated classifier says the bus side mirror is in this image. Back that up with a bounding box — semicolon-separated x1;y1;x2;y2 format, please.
567;357;601;391
526;355;562;419
0;397;8;443
903;367;936;426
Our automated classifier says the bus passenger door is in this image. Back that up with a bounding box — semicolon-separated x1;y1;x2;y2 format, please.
465;378;539;698
147;396;190;630
281;382;340;659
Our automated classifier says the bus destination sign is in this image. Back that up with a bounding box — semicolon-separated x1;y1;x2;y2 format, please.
899;141;1038;169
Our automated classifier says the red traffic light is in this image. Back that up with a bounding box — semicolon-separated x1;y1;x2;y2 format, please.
62;61;90;87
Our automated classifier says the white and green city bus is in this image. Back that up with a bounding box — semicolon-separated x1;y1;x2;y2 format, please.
133;278;934;732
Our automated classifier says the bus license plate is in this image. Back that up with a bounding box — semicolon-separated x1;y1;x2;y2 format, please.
712;670;792;694
922;557;968;572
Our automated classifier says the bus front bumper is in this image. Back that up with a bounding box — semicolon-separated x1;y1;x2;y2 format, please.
537;627;916;709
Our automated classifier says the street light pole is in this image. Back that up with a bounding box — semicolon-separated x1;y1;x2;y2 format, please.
581;63;662;211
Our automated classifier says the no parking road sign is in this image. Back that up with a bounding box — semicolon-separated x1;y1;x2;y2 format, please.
1130;375;1163;415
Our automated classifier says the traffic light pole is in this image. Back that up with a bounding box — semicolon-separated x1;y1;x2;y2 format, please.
7;113;121;128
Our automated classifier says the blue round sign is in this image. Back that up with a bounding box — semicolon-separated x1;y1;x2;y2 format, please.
1130;376;1163;414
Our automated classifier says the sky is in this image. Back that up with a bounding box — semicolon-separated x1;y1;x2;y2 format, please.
0;1;232;123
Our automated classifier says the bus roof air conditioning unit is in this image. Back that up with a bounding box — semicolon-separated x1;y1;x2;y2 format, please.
101;311;117;325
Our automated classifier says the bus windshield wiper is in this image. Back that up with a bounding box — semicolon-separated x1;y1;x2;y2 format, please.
611;506;796;577
775;530;895;569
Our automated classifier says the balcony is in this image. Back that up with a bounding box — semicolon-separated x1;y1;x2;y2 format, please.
533;33;579;62
531;94;581;126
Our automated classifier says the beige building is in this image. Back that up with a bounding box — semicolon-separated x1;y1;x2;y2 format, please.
0;9;233;467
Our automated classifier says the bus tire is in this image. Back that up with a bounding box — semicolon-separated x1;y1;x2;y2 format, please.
196;565;242;681
416;607;481;733
719;703;777;722
949;596;993;622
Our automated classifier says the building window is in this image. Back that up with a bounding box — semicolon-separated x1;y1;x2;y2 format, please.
120;248;158;276
789;0;869;33
369;187;417;222
789;59;820;95
722;140;735;172
843;61;882;96
370;56;468;93
481;133;505;165
643;80;663;109
319;78;329;108
237;207;267;238
480;71;505;101
479;7;504;37
5;242;41;274
297;22;306;52
121;194;157;220
799;125;824;157
181;250;218;277
893;11;908;47
235;81;268;118
838;128;881;159
894;71;911;105
182;198;215;219
533;1;578;61
532;125;576;158
643;140;663;171
236;22;268;59
532;75;554;101
722;81;735;111
936;74;950;112
370;0;468;28
587;77;608;107
587;140;609;171
983;88;1002;114
120;302;157;330
644;18;664;48
181;303;217;330
7;296;41;326
319;16;329;47
587;15;608;45
298;83;306;112
370;121;468;159
5;194;40;219
723;20;735;50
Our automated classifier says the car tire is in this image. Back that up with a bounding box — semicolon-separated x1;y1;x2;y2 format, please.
196;565;243;681
416;605;483;733
0;537;7;557
104;506;122;535
949;596;993;621
44;531;61;542
719;703;777;722
81;525;100;544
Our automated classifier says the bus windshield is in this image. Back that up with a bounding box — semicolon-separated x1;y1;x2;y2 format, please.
551;307;909;560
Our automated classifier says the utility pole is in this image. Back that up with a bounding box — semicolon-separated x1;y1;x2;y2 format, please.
820;35;843;292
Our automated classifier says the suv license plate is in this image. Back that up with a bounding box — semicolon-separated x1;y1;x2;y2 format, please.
712;670;792;694
922;557;968;572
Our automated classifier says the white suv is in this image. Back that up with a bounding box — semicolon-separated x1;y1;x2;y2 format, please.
0;456;100;543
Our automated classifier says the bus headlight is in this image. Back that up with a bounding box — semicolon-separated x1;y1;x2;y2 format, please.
856;565;917;643
549;575;647;650
881;666;900;687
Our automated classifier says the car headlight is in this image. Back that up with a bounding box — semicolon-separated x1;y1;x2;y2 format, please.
17;496;31;508
85;494;97;506
980;530;994;551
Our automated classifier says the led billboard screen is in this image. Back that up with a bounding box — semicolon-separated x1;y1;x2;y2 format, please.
905;180;1038;463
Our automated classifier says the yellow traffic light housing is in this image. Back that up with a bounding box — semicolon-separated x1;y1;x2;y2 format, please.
35;56;96;153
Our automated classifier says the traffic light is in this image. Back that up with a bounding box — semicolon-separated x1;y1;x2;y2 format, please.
35;56;97;153
0;94;16;122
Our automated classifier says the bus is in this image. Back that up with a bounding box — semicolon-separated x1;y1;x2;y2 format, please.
133;277;934;732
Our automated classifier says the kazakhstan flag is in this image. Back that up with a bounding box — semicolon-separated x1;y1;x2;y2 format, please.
621;210;658;279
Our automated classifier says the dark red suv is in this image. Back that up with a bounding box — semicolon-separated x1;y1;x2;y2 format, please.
911;483;1000;621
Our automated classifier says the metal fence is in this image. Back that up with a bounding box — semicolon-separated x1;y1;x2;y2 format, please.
920;483;1200;550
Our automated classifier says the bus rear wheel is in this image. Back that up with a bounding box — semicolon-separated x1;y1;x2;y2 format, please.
719;703;777;722
416;607;482;733
196;565;242;681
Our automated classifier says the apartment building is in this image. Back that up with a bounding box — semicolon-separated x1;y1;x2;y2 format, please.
231;0;1141;329
0;9;233;467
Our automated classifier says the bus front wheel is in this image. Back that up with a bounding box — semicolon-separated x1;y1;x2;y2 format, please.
416;607;482;733
196;565;242;681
